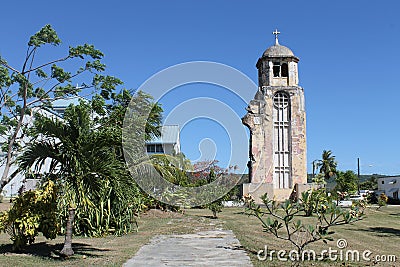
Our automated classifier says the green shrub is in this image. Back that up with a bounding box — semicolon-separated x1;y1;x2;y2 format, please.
207;200;223;218
0;180;59;250
300;188;327;216
377;193;388;209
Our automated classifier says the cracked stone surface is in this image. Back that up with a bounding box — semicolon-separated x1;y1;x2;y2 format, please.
123;230;253;266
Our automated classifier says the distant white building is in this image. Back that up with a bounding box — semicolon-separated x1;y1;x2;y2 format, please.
377;176;399;200
146;125;180;155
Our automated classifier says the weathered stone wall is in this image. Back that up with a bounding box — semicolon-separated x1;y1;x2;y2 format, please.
242;183;274;203
289;87;307;186
243;87;307;183
242;87;307;202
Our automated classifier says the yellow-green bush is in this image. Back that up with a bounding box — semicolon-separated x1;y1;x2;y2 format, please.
0;180;59;250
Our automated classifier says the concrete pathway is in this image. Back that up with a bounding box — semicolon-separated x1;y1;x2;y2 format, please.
123;230;253;267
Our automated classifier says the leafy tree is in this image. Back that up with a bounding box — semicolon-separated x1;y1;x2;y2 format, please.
103;89;162;141
312;173;326;185
150;153;192;187
316;150;337;180
144;153;194;210
360;175;378;190
190;161;238;218
18;101;142;256
205;168;222;218
0;24;122;192
334;170;358;194
105;90;181;210
132;156;239;211
191;160;227;183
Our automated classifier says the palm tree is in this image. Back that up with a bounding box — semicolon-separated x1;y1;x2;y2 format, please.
18;102;138;256
317;150;338;180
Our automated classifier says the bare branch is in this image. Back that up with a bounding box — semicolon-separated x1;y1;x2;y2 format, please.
0;91;19;110
27;91;94;107
32;77;52;86
0;86;8;106
22;46;36;74
26;47;37;81
26;69;93;107
22;56;70;75
1;61;20;74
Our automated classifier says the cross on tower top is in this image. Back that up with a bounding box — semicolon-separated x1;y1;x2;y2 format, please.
272;29;280;45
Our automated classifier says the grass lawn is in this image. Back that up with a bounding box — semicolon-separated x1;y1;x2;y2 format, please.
211;205;400;267
0;204;399;266
0;208;220;267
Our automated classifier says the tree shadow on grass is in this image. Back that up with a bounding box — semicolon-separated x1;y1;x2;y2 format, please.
188;212;219;219
233;211;246;215
352;227;400;238
0;242;110;259
201;215;219;219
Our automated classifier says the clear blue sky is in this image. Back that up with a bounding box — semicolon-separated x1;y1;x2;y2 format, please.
1;1;400;175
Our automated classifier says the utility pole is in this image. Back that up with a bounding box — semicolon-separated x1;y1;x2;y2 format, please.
10;183;13;203
357;158;360;194
312;160;317;178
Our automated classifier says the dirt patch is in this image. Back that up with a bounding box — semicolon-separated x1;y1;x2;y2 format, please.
140;209;184;219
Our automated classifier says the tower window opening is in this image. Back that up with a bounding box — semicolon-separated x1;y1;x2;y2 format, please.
272;92;291;189
273;62;280;77
281;63;288;77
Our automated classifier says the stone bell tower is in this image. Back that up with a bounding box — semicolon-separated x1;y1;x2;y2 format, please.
242;30;307;202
